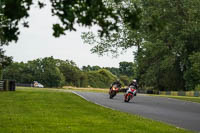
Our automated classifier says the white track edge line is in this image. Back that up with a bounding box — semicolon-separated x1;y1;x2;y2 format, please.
71;91;116;111
71;91;187;131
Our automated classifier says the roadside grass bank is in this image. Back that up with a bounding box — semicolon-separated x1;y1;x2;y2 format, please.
150;94;200;103
0;88;194;133
62;86;127;94
63;86;108;93
17;87;200;103
17;86;109;93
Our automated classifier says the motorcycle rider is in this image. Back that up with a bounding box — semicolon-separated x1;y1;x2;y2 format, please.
128;79;138;89
120;79;138;96
110;79;122;90
127;79;138;96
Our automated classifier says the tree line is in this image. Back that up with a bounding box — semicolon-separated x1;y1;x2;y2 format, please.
0;0;200;91
2;57;136;88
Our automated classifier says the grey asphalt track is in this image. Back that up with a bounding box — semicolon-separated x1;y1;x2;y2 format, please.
74;91;200;132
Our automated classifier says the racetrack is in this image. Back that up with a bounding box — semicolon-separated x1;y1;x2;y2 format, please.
74;91;200;132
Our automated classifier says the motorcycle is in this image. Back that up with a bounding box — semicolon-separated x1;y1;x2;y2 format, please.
109;84;119;99
124;86;137;102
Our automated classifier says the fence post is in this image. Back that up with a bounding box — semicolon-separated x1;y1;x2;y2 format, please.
9;80;16;91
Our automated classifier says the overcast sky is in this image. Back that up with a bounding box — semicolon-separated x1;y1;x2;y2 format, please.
4;1;135;68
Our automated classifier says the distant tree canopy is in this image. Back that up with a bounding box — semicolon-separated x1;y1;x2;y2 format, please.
3;57;65;87
82;65;101;72
81;61;136;87
87;69;117;88
82;62;136;78
3;57;134;88
119;61;136;78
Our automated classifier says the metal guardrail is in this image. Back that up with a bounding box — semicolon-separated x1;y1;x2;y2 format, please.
16;83;33;87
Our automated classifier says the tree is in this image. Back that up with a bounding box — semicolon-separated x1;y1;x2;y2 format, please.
2;0;200;90
184;52;200;90
82;65;101;72
3;62;22;82
82;0;200;91
6;57;66;87
29;57;65;87
119;75;131;86
56;59;83;87
87;69;117;88
136;42;185;91
0;48;12;79
138;0;200;90
0;0;141;46
50;0;141;37
0;0;35;45
104;67;120;76
0;0;142;85
119;61;135;77
81;0;142;57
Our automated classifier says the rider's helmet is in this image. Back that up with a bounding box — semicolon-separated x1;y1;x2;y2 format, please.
133;79;137;83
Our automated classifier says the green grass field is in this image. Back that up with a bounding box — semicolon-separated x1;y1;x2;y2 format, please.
0;88;194;133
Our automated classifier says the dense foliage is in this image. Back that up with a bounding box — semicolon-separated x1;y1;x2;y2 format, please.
3;57;134;88
87;69;117;88
0;0;140;83
0;0;141;46
83;0;200;91
0;48;12;79
3;57;65;87
1;0;200;90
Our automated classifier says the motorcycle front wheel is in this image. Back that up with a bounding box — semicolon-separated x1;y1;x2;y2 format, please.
124;93;132;102
109;91;116;99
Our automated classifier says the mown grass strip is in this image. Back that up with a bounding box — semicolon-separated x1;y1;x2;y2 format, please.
151;94;200;103
63;86;108;93
0;88;194;133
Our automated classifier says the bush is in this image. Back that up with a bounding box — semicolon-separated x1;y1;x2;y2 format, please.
87;69;117;88
119;75;131;86
195;84;200;91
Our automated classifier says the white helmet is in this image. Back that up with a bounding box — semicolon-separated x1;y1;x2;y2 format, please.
133;79;137;82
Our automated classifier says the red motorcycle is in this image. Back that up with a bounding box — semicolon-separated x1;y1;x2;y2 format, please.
124;86;137;102
109;84;119;99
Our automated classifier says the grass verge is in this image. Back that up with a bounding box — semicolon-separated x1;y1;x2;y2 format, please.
63;86;108;93
0;88;194;133
150;95;200;103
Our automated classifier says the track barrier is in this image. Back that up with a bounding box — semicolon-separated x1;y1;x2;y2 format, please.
0;80;16;91
138;89;199;97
